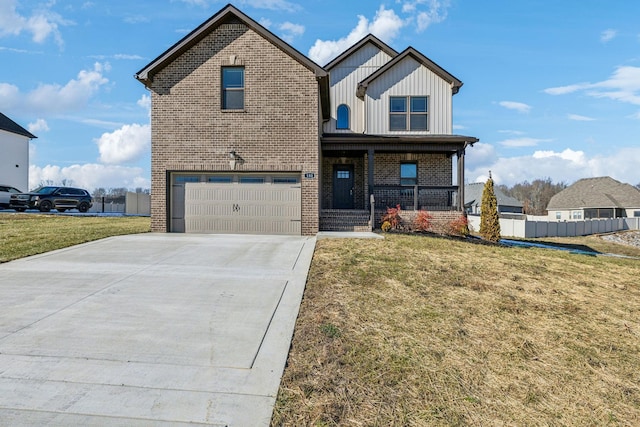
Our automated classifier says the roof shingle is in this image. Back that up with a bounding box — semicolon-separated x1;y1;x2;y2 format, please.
546;177;640;210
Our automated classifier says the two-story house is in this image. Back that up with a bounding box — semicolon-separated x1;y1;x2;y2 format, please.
135;4;478;236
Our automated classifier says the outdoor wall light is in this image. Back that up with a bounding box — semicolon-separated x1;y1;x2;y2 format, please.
229;150;240;170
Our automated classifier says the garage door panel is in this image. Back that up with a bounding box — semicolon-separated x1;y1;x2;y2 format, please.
236;219;300;235
187;217;235;234
183;181;301;235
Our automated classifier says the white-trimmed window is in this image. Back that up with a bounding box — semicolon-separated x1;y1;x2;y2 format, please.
390;96;428;131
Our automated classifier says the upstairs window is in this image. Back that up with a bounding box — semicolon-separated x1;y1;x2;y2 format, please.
400;162;417;186
336;104;350;129
222;67;244;110
389;96;428;131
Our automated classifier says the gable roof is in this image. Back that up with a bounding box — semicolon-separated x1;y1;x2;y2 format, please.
134;4;330;119
547;176;640;210
0;112;37;139
464;182;523;208
323;34;399;70
356;47;463;98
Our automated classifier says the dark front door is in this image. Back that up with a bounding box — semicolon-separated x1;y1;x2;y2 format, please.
333;164;354;209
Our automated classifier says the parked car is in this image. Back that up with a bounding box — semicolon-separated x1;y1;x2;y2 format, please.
0;185;23;208
10;186;93;213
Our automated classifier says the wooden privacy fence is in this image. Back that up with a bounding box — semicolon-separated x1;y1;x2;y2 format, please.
468;215;640;238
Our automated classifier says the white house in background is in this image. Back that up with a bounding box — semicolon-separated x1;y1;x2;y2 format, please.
0;112;37;192
547;176;640;220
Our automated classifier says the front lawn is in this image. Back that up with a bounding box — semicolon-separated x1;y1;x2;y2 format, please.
0;213;150;263
272;233;640;426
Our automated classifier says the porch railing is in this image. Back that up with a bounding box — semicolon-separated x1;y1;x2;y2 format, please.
373;185;459;211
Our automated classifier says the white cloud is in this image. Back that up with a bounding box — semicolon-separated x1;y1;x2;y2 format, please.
0;0;72;47
498;101;531;113
413;0;450;31
499;137;550;148
498;129;525;135
27;118;49;133
279;21;304;43
543;83;588;95
568;113;595;121
466;147;640;187
466;142;496;168
0;62;109;114
544;66;640;105
95;123;151;165
137;94;151;112
600;29;617;43
308;5;404;64
29;163;149;191
259;18;272;28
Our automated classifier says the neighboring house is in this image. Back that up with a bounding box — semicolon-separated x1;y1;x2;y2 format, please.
464;182;523;215
135;4;478;235
0;112;36;192
547;176;640;220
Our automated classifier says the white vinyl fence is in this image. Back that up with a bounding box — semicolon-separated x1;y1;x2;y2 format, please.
468;215;640;238
88;192;150;215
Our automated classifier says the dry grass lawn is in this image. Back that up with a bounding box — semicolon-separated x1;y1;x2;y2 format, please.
272;233;640;426
0;213;150;263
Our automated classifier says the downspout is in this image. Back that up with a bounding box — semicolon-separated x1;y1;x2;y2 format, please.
362;94;367;134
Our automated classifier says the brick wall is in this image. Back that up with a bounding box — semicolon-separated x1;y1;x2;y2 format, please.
371;152;451;186
374;209;464;232
149;23;320;235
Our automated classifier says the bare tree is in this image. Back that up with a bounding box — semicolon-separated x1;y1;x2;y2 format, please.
502;178;567;215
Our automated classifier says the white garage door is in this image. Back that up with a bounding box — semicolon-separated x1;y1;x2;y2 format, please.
183;181;301;235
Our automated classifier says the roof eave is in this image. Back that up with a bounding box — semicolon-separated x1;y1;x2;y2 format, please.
357;47;464;98
135;4;327;87
324;34;399;70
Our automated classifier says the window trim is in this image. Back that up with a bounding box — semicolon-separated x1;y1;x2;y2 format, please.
336;104;350;130
389;96;428;131
221;66;245;110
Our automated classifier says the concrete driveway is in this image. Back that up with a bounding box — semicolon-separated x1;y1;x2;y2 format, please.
0;233;316;426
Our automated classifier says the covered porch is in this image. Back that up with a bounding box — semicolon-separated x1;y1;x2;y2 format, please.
319;133;478;231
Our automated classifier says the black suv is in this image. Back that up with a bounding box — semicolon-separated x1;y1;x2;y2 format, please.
10;186;93;213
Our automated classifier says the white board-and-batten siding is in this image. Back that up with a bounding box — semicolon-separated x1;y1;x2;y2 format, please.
325;43;393;134
365;56;453;135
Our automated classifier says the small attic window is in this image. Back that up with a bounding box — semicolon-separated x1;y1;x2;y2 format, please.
336;104;350;129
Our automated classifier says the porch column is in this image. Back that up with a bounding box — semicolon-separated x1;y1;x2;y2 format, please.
457;148;465;211
368;149;375;197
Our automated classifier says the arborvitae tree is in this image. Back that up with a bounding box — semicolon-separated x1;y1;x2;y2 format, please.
480;172;501;242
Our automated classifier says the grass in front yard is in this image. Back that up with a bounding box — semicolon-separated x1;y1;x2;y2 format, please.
0;213;150;263
272;233;640;426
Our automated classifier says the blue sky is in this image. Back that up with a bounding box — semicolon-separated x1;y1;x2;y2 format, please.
1;0;639;191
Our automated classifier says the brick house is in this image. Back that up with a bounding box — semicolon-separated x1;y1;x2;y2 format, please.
135;4;478;235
